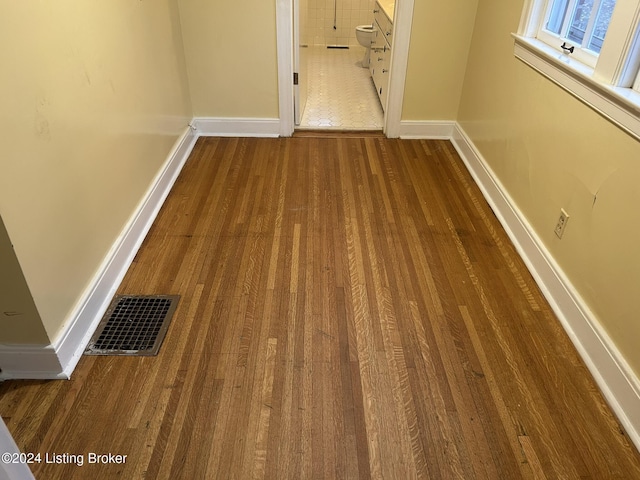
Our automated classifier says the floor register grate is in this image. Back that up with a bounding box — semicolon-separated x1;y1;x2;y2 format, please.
85;295;179;356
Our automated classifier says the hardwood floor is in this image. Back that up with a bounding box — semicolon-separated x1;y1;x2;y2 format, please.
2;136;640;479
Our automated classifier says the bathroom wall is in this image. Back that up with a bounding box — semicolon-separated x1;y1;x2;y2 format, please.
307;0;376;47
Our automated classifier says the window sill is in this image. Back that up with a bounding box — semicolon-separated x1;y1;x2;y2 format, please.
512;34;640;141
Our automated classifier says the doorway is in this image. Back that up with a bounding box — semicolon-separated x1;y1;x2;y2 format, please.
276;0;414;137
294;0;384;130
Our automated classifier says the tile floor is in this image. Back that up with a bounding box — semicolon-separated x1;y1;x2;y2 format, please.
298;46;384;130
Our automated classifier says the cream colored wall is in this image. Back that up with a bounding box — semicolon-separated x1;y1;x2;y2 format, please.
0;216;49;344
457;1;640;376
402;0;479;120
177;0;280;118
0;1;193;342
176;0;475;121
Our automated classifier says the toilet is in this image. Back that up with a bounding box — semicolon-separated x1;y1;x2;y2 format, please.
355;25;374;68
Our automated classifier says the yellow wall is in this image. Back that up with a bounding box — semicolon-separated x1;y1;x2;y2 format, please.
0;217;49;344
177;0;280;118
402;0;479;120
0;1;193;342
457;1;640;376
176;0;476;121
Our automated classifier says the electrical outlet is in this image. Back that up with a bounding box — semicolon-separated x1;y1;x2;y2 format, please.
554;209;569;239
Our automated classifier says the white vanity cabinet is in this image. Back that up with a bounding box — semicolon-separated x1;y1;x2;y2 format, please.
369;2;393;111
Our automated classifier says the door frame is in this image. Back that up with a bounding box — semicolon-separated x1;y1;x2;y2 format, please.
276;0;415;137
0;417;35;479
292;0;308;126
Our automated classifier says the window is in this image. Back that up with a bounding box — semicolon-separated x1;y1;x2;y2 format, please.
515;0;640;139
538;0;617;65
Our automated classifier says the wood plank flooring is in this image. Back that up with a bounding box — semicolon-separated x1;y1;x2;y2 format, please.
2;136;640;479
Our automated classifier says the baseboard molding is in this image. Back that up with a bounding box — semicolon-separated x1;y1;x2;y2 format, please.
398;120;456;139
450;123;640;452
193;117;281;137
0;344;66;380
0;127;198;381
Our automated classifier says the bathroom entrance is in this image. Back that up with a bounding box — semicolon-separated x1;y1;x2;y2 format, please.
277;0;413;136
293;0;384;130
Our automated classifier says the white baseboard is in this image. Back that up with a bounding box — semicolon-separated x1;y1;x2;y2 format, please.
55;126;198;378
0;126;198;381
0;345;66;380
398;120;456;139
451;123;640;452
192;117;281;137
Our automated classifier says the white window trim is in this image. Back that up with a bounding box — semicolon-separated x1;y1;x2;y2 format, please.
515;0;640;141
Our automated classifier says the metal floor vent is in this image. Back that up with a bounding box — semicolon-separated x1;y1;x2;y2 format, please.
85;295;179;356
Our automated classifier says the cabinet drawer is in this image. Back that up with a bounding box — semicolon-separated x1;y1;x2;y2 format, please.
370;35;390;111
373;6;393;46
370;21;385;53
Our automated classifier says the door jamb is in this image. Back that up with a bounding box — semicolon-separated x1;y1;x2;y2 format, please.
276;0;295;137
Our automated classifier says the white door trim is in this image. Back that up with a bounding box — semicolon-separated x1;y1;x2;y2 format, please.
276;0;414;137
276;0;295;137
384;0;414;138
